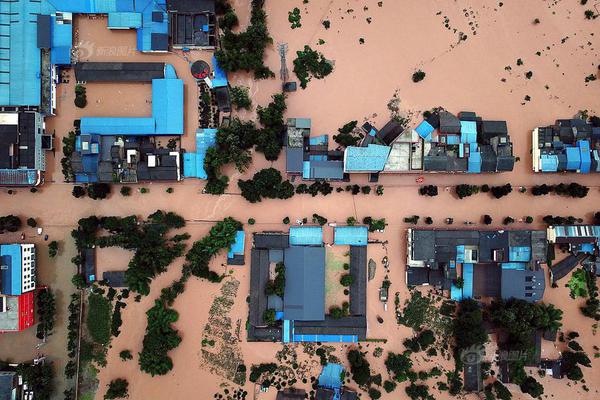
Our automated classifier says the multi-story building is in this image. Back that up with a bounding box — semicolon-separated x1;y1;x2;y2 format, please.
0;244;36;333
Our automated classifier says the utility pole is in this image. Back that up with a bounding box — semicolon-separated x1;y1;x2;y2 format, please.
278;43;289;82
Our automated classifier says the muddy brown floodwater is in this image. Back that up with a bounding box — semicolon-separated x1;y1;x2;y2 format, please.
1;1;600;399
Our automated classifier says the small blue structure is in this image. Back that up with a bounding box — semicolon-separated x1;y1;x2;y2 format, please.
415;120;435;141
293;334;358;343
334;226;368;246
540;154;559;172
289;226;323;246
108;12;143;29
566;146;581;171
462;263;474;299
227;231;246;260
183;129;217;179
450;284;463;301
509;246;531;262
0;244;23;296
318;364;344;390
578;140;591;174
460;120;478;144
212;55;228;88
468;151;482;173
344;144;391;172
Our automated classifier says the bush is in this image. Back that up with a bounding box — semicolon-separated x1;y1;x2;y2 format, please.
248;218;256;225
166;187;174;194
230;86;252;110
119;350;133;361
383;380;397;393
312;213;328;226
72;185;86;198
503;216;515;225
419;185;438;196
88;183;111;200
340;273;354;287
412;70;426;82
368;388;381;399
491;184;512;199
26;217;37;228
483;215;493;225
48;241;58;258
376;185;384;196
525;216;534;224
104;378;128;399
293;45;334;89
74;94;87;108
346;216;357;226
120;186;131;196
361;186;371;194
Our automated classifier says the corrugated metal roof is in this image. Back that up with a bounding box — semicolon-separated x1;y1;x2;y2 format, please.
108;12;142;28
334;226;368;246
283;246;325;321
227;230;245;258
344;144;390;172
183;128;216;179
289;226;322;246
0;244;22;296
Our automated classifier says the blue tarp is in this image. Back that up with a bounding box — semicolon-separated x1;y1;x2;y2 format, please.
415;120;434;140
509;246;531;262
227;231;245;259
344;144;390;172
318;364;344;389
212;55;228;88
463;263;473;299
0;244;22;296
460;120;477;144
289;226;323;246
334;226;368;246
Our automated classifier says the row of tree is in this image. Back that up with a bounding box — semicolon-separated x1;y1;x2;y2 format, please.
531;183;589;198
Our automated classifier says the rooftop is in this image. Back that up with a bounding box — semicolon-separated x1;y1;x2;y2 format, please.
283;246;326;321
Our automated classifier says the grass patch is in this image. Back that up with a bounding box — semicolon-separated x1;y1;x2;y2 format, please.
86;293;112;345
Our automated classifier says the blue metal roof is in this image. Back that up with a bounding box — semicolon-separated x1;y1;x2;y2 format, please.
460;120;477;144
566;146;581;171
501;263;526;271
152;78;184;134
318;364;344;389
50;16;73;65
212;55;228;87
344;144;390;172
108;12;143;29
462;263;473;299
415;120;434;140
289;226;323;246
81;117;156;135
183;129;217;179
468;152;481;173
334;226;368;246
540;154;559;172
227;230;245;259
578;140;591;174
0;244;22;296
293;334;357;343
509;246;531;262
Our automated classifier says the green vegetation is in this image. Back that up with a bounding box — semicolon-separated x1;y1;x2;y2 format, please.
36;289;56;340
263;308;276;326
75;84;87;108
87;183;111;200
403;329;435;352
568;269;589;298
340;273;354;287
48;240;58;258
293;45;334;88
288;7;301;28
333;120;362;147
265;262;286;297
347;349;371;386
0;215;21;233
61;130;77;181
412;70;426;82
385;351;413;383
27;217;37;228
104;378;128;399
238;168;294;203
87;293;112;345
16;362;55;400
119;350;133;361
363;217;386;232
230;86;252;110
312;213;328;226
215;2;274;79
139;300;182;376
249;363;277;383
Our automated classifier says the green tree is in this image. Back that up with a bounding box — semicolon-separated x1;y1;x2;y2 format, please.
519;376;544;397
347;349;371;386
293;45;334;88
340;273;354;287
230;86;252;110
104;378;128;399
48;241;58;258
412;70;426;82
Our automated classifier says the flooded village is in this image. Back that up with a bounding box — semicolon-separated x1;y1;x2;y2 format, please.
0;1;600;400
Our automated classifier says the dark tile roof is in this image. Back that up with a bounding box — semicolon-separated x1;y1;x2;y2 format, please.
294;316;367;340
102;271;127;288
316;387;358;400
439;111;461;133
0;372;17;400
406;267;429;287
472;264;501;297
501;269;545;302
286;147;304;173
376;120;404;145
227;254;245;265
410;230;436;261
276;389;307;400
214;86;231;113
83;248;96;284
550;253;588;283
254;233;289;249
249;249;269;327
482;120;508;138
37;15;51;48
167;0;216;13
349;246;367;316
74;62;166;82
463;361;482;392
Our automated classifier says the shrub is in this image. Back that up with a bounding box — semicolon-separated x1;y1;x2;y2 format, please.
376;185;384;195
74;95;87;108
424;217;433;225
525;216;534;223
119;350;133;361
346;216;357;226
87;183;111;200
503;216;515;225
419;185;438;196
340;273;354;287
383;380;397;393
483;215;493;225
140;188;149;194
412;70;426;82
27;218;37;228
248;218;256;225
104;378;128;399
166;187;174;194
72;185;86;198
361;186;371;194
368;388;381;399
48;241;58;258
491;184;512;199
87;293;112;345
120;186;131;196
230;86;252;110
